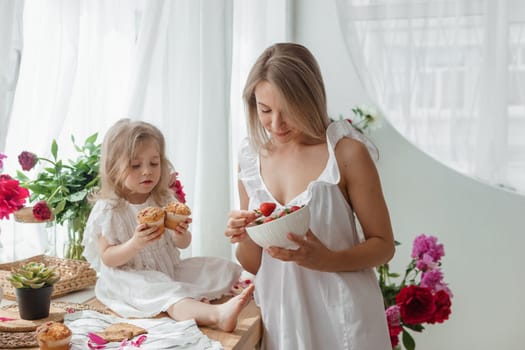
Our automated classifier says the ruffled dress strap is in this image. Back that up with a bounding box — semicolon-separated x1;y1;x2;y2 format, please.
238;137;265;199
317;119;379;184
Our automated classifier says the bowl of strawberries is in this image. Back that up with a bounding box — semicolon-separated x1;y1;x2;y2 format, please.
245;202;310;249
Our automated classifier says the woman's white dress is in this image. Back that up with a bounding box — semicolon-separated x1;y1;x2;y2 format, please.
82;197;242;318
238;120;391;350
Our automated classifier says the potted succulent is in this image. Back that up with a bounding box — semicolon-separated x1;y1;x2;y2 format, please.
7;261;61;320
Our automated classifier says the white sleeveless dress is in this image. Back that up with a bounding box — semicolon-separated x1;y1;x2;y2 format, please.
82;197;242;318
238;120;391;350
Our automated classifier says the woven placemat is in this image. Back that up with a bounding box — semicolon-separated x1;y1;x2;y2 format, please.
0;255;97;300
0;305;65;332
0;301;110;349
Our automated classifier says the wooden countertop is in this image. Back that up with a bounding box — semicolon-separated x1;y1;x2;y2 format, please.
3;287;262;350
86;297;262;350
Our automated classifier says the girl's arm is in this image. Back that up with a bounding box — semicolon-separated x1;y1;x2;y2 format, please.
226;180;262;275
99;223;160;267
170;219;192;249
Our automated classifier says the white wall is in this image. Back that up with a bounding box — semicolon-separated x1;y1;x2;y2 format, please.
295;1;525;349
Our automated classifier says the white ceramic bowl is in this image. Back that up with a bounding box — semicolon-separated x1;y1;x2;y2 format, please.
246;204;310;249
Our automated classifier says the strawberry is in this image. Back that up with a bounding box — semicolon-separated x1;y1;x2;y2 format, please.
257;202;276;217
263;216;275;223
290;205;302;213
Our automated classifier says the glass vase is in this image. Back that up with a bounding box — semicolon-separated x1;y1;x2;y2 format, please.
63;216;86;260
12;207;57;260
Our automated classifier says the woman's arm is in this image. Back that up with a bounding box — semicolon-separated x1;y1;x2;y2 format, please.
226;180;262;275
329;137;395;271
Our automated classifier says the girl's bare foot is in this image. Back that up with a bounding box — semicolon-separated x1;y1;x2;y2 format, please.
216;284;255;332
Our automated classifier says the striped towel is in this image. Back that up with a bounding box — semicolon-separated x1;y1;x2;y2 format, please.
65;310;222;350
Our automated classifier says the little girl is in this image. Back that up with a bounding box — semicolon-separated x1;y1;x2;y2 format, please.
82;119;254;332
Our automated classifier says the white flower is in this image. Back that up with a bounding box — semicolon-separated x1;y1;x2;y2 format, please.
353;105;383;131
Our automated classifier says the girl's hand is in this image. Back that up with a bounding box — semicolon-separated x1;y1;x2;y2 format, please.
172;218;192;236
132;223;162;250
266;230;333;271
225;210;258;244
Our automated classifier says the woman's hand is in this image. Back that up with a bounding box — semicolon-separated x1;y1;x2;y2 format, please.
266;230;334;271
225;210;258;243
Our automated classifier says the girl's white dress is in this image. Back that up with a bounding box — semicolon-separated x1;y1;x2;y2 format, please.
238;120;391;350
82;197;242;318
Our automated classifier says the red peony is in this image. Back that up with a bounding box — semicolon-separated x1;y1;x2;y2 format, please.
32;200;53;221
390;334;400;347
396;285;436;325
17;151;38;171
428;290;452;324
0;175;30;220
169;172;186;204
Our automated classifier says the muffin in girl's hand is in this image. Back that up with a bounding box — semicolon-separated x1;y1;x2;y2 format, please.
164;202;191;230
137;206;165;236
35;322;72;350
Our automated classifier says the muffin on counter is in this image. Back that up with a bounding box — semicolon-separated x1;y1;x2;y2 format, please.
35;321;72;350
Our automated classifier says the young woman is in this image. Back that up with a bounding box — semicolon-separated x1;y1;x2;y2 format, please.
225;43;395;349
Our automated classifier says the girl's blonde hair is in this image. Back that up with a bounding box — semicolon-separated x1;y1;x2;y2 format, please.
95;119;172;205
243;43;331;150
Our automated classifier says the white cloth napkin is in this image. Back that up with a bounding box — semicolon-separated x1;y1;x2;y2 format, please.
65;310;223;350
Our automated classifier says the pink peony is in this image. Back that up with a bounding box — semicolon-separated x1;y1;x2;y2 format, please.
0;176;30;219
17;151;38;171
411;234;445;263
0;153;6;171
415;253;438;271
32;200;52;221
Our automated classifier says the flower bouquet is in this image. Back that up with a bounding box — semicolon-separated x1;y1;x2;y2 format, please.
15;134;101;260
378;234;453;350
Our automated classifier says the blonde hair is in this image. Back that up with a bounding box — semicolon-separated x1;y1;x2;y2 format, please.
95;119;172;205
243;43;331;150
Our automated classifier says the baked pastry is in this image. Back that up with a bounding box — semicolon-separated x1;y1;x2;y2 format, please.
94;322;148;342
35;321;72;350
164;202;191;230
137;206;165;235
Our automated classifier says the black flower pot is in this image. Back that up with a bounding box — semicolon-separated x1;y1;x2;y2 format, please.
15;285;53;320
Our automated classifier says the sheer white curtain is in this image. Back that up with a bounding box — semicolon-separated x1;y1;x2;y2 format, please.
0;0;23;151
229;0;293;208
2;0;293;260
126;0;234;258
3;0;234;259
336;0;525;195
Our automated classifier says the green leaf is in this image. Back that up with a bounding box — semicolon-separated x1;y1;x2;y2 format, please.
85;133;98;145
51;139;58;160
15;170;30;182
54;200;66;215
68;189;88;202
404;323;425;332
402;330;416;350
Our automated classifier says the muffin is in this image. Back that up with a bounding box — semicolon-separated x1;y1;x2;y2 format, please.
164;202;191;230
35;322;72;350
137;206;165;235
